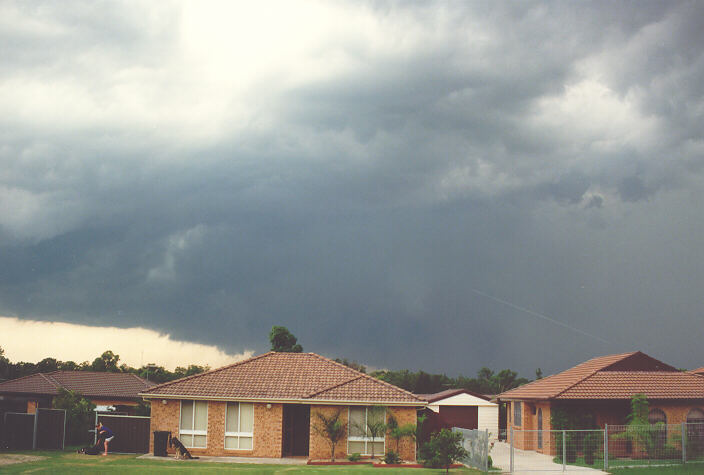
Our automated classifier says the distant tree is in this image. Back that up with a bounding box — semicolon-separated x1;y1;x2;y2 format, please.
58;360;81;371
174;364;210;379
0;346;9;380
36;357;60;373
535;368;543;380
312;409;347;461
91;350;121;372
334;358;366;373
53;388;96;444
269;326;303;353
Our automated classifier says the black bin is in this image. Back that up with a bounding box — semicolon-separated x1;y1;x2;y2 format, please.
153;431;171;456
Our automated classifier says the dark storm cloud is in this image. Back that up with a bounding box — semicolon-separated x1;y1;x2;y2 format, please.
1;0;703;376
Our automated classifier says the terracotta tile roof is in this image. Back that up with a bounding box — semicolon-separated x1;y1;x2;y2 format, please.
498;351;701;401
556;371;704;400
498;352;638;400
692;367;704;376
140;352;424;405
415;388;490;403
0;371;155;399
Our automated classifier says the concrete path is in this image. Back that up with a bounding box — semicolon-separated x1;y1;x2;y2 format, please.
138;454;308;464
491;441;609;474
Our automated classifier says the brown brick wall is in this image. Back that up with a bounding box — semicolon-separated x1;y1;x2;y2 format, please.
148;399;284;457
387;406;417;461
309;405;349;460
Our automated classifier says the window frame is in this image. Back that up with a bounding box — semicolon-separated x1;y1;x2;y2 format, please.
347;406;386;455
179;400;208;448
224;402;254;451
513;401;522;427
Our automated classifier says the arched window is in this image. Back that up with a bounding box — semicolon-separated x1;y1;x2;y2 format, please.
648;408;667;425
687;408;704;423
687;409;704;457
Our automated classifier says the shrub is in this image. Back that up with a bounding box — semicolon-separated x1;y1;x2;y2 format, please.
311;409;347;462
419;428;468;474
347;452;361;462
384;450;401;464
583;433;598;465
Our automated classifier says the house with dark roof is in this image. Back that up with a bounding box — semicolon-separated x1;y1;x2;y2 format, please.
140;352;426;460
0;371;155;415
415;388;498;442
496;351;704;454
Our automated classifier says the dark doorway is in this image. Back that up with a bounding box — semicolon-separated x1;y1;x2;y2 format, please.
282;404;310;456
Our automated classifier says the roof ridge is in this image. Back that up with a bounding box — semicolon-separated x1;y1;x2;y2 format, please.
40;373;62;390
309;353;424;401
144;352;271;393
304;375;364;398
551;351;638;399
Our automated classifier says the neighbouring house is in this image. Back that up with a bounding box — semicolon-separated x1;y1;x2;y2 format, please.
415;389;499;441
692;367;704;376
0;371;155;415
496;351;704;455
140;352;426;460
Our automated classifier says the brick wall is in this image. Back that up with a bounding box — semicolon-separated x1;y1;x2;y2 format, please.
387;406;417;461
309;405;349;460
149;399;284;457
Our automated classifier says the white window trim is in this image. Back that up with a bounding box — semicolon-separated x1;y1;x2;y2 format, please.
179;400;208;448
347;406;386;455
224;402;254;451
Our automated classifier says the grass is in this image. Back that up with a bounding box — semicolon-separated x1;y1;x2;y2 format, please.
0;449;475;474
610;464;704;473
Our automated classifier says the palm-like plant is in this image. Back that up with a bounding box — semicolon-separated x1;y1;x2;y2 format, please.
312;409;347;461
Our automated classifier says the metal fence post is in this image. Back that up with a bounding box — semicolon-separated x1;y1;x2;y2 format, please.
510;427;514;473
62;409;67;450
32;409;38;450
682;422;687;464
562;430;566;472
485;429;489;472
604;424;609;471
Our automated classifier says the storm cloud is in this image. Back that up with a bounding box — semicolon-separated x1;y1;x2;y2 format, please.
1;0;703;376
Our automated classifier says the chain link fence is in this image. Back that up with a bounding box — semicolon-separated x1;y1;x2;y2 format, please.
453;427;490;471
507;422;704;472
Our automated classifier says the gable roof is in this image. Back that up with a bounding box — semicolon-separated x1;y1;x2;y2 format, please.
140;352;425;406
692;367;704;376
0;371;155;399
497;351;700;401
415;388;491;403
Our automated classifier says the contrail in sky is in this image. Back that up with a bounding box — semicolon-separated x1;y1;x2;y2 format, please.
469;288;612;345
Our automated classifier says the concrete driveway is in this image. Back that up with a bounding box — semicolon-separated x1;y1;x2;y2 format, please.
491;441;609;474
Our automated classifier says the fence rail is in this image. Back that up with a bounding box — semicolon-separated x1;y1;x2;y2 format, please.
509;422;704;472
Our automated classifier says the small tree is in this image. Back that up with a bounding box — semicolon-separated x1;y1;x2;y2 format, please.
420;428;468;474
52;388;96;444
387;412;415;459
312;409;347;461
352;406;386;460
269;326;303;353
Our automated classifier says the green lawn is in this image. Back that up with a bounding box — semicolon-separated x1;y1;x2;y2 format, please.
610;464;704;474
0;450;475;474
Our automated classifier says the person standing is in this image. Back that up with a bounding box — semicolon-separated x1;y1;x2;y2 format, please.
96;422;114;455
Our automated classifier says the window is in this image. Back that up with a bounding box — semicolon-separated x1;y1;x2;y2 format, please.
180;400;208;448
225;402;254;450
348;406;385;455
513;402;522;426
648;408;666;425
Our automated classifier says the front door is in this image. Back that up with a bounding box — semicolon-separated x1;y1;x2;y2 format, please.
282;404;310;456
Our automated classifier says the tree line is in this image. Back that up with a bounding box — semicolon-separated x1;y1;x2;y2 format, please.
0;346;208;384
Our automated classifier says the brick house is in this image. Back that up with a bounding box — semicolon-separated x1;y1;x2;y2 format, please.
0;371;154;415
496;351;704;455
140;352;425;460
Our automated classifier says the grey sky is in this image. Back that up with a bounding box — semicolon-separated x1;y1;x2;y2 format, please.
1;0;703;377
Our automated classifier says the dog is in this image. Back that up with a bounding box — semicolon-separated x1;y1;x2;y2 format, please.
169;436;199;460
78;437;105;455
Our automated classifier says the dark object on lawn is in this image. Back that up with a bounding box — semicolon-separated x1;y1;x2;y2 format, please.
78;437;105;455
169;436;199;459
